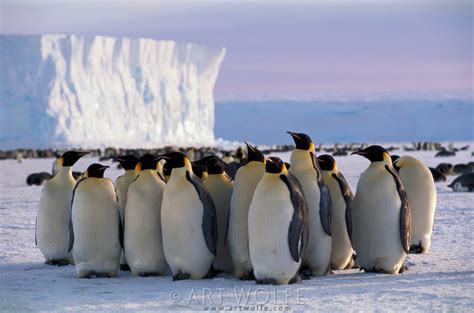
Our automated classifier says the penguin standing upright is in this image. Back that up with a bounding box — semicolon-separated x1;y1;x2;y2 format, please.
393;155;436;254
352;146;411;274
69;164;123;278
228;142;265;279
124;155;168;276
113;155;138;271
248;157;308;285
36;151;89;266
317;155;354;270
287;132;332;276
197;155;234;273
160;152;217;280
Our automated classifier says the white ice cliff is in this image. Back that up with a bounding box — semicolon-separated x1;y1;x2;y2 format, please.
0;34;226;149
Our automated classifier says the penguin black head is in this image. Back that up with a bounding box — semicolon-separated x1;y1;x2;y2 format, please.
317;154;336;171
160;151;190;169
84;163;109;178
136;154;162;171
245;142;265;163
113;155;138;171
265;157;287;174
287;131;313;150
61;151;90;167
162;161;172;177
197;155;225;174
351;145;390;163
191;162;208;179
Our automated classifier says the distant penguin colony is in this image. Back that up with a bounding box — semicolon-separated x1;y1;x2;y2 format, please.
36;131;469;284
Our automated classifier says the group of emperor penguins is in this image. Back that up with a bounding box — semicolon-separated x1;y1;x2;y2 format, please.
35;132;437;284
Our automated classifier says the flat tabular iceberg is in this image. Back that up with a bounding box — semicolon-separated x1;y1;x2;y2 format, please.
0;34;226;149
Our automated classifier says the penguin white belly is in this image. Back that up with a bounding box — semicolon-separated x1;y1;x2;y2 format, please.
72;180;121;277
353;171;405;274
248;178;300;285
204;176;234;273
326;176;352;270
229;165;263;277
115;171;136;265
293;171;332;276
124;176;167;276
161;180;213;279
37;179;74;261
399;168;436;252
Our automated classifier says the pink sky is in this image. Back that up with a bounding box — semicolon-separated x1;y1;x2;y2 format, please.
1;0;472;100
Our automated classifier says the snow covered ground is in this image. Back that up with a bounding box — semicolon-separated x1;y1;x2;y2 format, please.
0;146;473;311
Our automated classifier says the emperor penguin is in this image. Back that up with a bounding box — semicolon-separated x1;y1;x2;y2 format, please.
287;132;332;276
36;150;89;266
352;145;411;274
393;155;436;254
317;155;354;270
69;163;123;278
191;162;209;181
248;157;309;285
124;154;168;276
160;152;217;280
113;155;138;271
197;155;234;273
228;142;265;279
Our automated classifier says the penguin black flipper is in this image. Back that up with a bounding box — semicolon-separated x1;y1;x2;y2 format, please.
118;210;124;249
185;171;217;255
385;165;411;253
68;217;74;253
310;151;332;236
332;172;354;245
68;177;87;252
280;173;309;263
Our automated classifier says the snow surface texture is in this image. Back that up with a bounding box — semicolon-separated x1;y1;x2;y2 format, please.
0;147;473;311
215;100;474;145
0;34;225;149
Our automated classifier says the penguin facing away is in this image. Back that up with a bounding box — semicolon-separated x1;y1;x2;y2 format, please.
160;152;217;280
317;154;354;270
393;155;436;254
228;142;266;280
248;157;309;285
113;155;138;271
352;145;411;274
196;155;234;274
287;131;332;277
69;163;123;278
36;151;89;266
124;154;168;276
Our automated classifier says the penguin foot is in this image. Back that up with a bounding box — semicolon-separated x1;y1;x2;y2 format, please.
289;273;302;284
45;259;70;266
300;269;313;278
409;245;425;254
203;267;217;279
120;264;131;271
256;278;278;285
239;271;255;281
299;271;311;280
398;264;409;274
139;272;161;277
172;271;191;281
